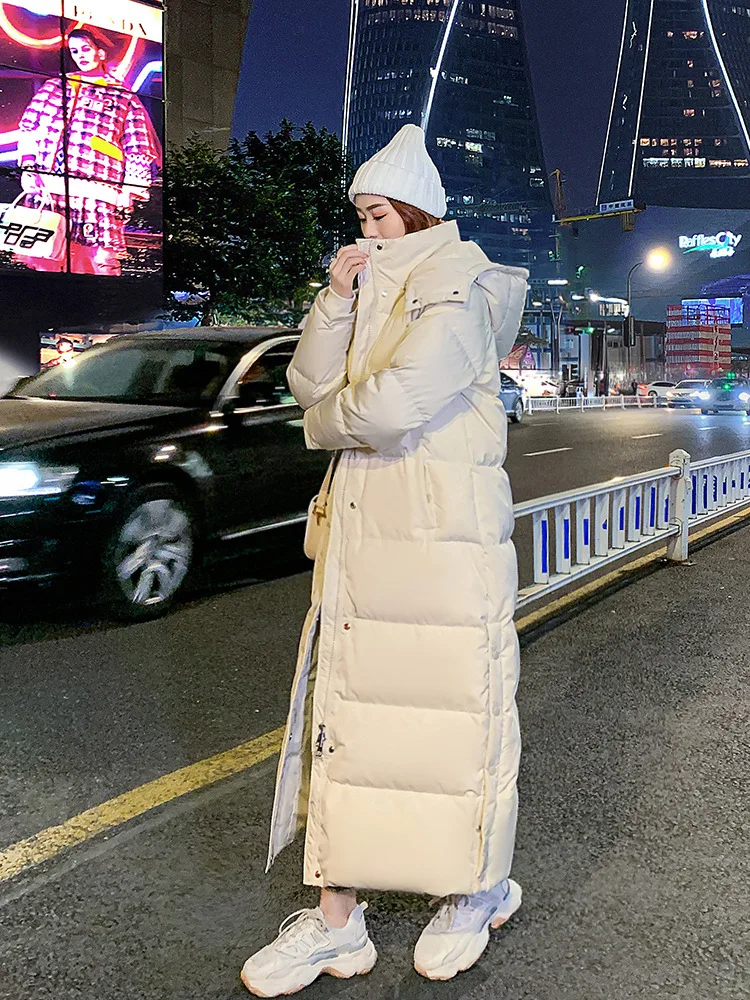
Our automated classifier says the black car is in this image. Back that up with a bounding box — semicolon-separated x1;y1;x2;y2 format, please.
0;329;329;618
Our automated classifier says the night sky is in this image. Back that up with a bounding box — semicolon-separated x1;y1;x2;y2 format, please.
233;0;623;212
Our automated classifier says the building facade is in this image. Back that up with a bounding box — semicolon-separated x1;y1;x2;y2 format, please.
343;0;553;272
166;0;253;149
598;0;750;210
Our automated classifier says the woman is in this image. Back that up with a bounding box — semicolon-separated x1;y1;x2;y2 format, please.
242;124;529;997
16;27;160;276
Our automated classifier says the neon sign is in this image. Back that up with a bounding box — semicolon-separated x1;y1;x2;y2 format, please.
678;231;743;259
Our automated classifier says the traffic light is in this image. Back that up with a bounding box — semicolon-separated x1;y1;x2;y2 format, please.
626;316;636;348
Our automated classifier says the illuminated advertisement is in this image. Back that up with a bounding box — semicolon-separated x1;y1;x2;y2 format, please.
678;231;743;259
0;0;163;277
683;297;744;325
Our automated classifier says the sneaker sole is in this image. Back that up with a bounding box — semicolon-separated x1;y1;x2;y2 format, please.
414;880;522;982
241;939;378;997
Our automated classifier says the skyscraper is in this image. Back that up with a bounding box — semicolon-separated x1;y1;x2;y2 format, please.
598;0;750;210
343;0;552;271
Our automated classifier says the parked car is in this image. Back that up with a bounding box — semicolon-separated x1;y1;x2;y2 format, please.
638;380;675;405
697;376;750;415
499;372;525;423
665;379;710;408
0;328;330;618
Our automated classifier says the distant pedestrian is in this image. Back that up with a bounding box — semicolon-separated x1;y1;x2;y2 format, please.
630;379;638;396
240;124;527;996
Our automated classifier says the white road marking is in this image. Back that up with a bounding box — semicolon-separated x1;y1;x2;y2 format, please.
523;447;573;458
631;433;663;440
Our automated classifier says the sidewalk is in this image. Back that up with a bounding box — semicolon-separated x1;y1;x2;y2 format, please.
1;526;748;1000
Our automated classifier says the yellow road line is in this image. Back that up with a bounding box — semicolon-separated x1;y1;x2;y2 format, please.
0;726;284;885
3;504;749;886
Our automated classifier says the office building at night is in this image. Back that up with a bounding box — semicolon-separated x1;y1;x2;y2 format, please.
598;0;750;210
343;0;553;272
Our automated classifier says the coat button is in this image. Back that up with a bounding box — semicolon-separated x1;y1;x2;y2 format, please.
381;290;388;297
343;623;351;631
349;501;357;509
376;244;383;250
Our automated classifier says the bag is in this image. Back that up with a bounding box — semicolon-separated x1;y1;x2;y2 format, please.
304;453;341;561
0;190;66;262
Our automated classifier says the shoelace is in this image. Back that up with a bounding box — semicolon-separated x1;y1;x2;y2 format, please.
275;908;329;958
431;895;475;933
430;882;510;934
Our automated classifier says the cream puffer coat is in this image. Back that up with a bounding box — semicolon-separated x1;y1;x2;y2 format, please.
266;220;528;896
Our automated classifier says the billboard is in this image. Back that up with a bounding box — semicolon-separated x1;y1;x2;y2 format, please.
682;297;744;326
0;0;163;278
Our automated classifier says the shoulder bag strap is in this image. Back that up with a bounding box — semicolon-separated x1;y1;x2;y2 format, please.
312;451;342;521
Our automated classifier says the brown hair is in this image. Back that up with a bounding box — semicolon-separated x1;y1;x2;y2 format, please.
388;198;444;234
66;28;113;54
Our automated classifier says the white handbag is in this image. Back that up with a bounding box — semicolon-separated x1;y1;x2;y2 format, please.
304;453;341;561
0;189;66;261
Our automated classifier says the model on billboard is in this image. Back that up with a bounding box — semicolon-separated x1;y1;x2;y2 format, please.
16;26;161;276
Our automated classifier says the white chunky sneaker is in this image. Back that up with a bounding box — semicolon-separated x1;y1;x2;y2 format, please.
414;878;522;981
240;902;377;997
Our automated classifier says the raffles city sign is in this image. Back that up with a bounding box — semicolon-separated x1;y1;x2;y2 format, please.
678;231;743;259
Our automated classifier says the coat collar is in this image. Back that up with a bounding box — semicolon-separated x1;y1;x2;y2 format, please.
356;220;461;289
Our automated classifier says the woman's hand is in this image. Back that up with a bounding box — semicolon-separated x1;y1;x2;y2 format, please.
329;245;369;299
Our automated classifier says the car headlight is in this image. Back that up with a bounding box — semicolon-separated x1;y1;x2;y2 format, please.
666;391;674;397
0;462;78;498
698;392;711;401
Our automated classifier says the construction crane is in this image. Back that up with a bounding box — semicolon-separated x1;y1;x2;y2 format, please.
549;168;646;231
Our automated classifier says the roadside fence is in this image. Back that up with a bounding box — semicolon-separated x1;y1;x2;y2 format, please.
526;395;656;414
514;447;750;608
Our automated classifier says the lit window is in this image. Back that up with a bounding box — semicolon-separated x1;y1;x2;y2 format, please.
687;80;694;88
694;158;706;167
734;159;749;167
640;138;651;146
683;109;695;117
683;30;699;38
465;141;483;152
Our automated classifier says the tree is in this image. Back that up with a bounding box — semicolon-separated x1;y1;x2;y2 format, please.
164;121;357;327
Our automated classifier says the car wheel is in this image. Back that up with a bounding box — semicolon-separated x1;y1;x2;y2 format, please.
510;398;524;423
102;484;195;620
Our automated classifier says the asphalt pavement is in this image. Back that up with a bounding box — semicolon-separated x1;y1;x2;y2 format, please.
0;406;748;998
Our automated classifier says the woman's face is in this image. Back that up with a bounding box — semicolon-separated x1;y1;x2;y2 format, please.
355;195;406;240
68;37;106;75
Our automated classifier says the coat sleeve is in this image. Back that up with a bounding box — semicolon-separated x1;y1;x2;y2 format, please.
302;283;490;453
287;285;357;409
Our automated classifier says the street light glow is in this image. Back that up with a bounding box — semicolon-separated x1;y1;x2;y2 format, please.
646;248;670;271
547;279;569;286
588;292;601;302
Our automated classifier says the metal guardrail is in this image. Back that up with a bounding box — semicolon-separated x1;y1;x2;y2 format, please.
526;395;656;414
515;448;750;608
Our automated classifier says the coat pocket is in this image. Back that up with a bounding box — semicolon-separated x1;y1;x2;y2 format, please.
425;459;481;543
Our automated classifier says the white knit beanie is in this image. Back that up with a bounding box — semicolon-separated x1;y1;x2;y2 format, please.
348;124;447;219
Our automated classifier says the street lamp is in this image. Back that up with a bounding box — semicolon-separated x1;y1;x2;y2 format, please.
625;248;671;380
626;247;671;310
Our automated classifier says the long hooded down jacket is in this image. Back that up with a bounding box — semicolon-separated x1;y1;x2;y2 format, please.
266;219;529;896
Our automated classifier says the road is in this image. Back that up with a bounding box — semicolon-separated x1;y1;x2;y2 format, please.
0;407;748;998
